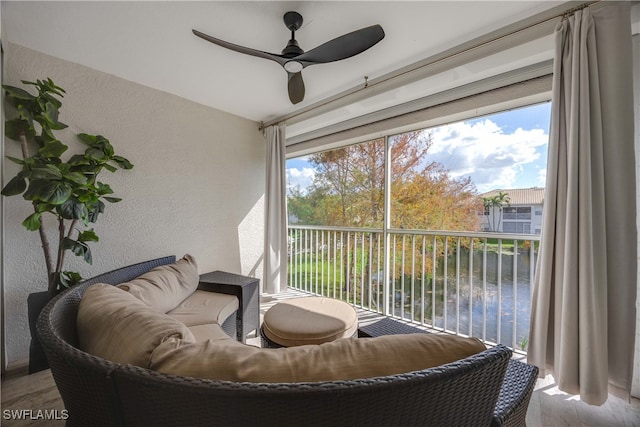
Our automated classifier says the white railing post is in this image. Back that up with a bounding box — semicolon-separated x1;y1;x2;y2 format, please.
287;225;539;352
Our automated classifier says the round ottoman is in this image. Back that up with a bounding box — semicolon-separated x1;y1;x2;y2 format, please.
260;297;358;348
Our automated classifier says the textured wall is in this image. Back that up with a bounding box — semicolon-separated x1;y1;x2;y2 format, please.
2;43;265;363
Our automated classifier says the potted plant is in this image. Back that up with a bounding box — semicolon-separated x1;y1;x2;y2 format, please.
1;78;133;372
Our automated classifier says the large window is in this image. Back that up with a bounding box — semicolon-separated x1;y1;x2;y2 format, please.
287;102;551;231
286;102;550;351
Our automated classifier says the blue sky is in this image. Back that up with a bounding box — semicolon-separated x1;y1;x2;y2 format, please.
287;102;551;194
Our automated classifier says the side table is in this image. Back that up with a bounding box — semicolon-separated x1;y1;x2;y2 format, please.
198;271;260;343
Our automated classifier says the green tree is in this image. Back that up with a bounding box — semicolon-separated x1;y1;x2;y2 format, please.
482;191;511;232
1;79;133;295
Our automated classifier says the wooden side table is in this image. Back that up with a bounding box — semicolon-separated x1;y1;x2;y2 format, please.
198;271;260;343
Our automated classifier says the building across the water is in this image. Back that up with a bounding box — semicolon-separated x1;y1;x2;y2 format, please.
479;187;544;234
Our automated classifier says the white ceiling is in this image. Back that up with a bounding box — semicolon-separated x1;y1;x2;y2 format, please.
2;1;566;126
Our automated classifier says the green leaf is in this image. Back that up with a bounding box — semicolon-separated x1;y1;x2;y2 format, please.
1;175;27;196
103;196;122;203
58;271;82;289
64;172;88;185
62;237;92;264
111;155;134;170
57;198;85;220
67;154;90;166
96;182;113;195
23;179;71;205
87;200;105;223
6;156;26;165
38;139;68;158
78;229;99;243
3;84;35;101
103;163;117;173
31;165;63;180
77;133;96;146
41;102;67;130
85;147;107;162
21;212;42;231
4;118;28;140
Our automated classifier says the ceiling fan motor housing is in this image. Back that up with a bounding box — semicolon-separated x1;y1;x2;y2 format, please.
283;11;303;31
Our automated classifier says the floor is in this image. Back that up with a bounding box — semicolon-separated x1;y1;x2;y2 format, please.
2;289;639;426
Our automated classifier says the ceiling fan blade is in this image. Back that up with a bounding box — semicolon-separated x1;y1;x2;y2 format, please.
295;25;385;65
288;72;305;104
192;29;287;66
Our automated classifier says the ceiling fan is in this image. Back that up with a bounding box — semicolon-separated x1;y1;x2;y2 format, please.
193;11;385;105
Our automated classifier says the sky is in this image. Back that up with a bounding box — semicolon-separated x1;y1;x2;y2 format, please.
286;102;551;194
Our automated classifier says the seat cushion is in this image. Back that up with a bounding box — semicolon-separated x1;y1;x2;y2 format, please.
117;254;199;313
77;284;195;368
187;323;232;342
150;324;486;383
262;297;358;346
167;290;238;327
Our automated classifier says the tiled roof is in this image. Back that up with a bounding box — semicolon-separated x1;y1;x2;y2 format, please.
479;187;544;205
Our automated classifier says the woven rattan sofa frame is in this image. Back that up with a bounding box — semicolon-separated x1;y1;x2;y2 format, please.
39;256;517;427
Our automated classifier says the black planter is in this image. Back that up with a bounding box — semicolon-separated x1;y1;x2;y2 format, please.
27;291;52;373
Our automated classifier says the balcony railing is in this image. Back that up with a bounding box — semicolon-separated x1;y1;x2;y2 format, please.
287;225;540;353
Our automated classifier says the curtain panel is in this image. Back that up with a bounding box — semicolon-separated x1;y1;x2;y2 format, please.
263;124;288;294
529;2;636;405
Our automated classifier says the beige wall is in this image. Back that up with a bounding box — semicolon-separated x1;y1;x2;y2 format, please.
2;43;265;363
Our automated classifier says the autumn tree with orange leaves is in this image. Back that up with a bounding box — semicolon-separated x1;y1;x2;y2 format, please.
289;131;480;231
287;131;481;309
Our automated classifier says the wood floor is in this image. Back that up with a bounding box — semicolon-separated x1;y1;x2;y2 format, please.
2;289;639;426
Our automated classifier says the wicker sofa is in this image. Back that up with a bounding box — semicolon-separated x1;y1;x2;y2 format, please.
38;256;537;427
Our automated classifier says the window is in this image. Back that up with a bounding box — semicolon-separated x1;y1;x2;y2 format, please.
286;102;551;231
503;221;531;234
504;207;532;220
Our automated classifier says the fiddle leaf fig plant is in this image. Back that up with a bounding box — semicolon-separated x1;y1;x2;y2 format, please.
1;78;133;296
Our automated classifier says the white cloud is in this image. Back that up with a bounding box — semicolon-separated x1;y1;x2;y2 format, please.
427;119;548;193
537;167;547;187
286;167;315;192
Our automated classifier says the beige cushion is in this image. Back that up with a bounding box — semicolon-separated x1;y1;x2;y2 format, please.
150;324;486;383
187;323;232;342
262;297;358;346
77;284;195;368
167;290;238;327
117;254;199;313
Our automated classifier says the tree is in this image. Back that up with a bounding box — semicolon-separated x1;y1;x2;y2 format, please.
293;131;481;231
287;130;482;302
1;79;133;295
482;191;511;232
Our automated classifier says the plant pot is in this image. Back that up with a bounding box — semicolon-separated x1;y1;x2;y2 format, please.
27;291;51;373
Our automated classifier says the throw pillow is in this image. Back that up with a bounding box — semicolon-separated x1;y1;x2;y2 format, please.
150;327;486;383
117;254;199;313
77;283;196;368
